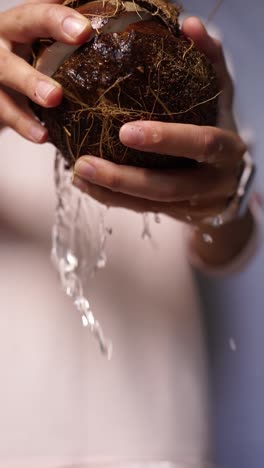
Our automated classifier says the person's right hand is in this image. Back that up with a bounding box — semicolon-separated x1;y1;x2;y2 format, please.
0;0;92;142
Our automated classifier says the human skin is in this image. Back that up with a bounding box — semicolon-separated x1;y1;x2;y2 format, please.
72;17;254;269
0;2;254;269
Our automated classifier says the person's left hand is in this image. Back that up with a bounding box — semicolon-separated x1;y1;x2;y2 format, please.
72;17;246;225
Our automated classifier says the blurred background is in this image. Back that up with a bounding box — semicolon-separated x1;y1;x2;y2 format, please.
184;1;264;468
0;1;264;468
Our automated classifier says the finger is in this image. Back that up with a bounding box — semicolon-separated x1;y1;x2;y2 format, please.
73;156;236;203
24;1;64;4
0;47;64;107
72;177;226;222
119;121;246;164
0;89;48;142
182;17;233;107
182;17;224;66
0;38;11;51
0;3;91;45
73;176;158;213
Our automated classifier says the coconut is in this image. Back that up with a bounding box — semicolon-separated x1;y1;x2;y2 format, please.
32;0;220;169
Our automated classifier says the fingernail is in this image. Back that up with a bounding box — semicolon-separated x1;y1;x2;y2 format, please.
62;16;90;39
74;159;97;181
120;124;145;146
35;81;59;102
72;174;88;192
28;124;47;143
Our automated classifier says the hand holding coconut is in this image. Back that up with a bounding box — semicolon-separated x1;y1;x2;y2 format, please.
0;0;92;140
70;16;256;270
73;17;245;220
0;0;255;271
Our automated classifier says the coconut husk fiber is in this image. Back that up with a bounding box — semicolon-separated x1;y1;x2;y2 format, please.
33;0;220;169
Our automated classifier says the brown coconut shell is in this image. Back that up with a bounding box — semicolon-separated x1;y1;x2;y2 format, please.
64;0;180;33
32;0;220;169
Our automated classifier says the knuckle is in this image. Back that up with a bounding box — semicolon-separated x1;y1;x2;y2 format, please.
106;171;121;192
11;113;23;134
155;181;177;202
45;4;63;25
0;49;9;82
201;128;218;159
25;72;38;100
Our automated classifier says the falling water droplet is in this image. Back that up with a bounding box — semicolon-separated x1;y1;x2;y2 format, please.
86;310;95;327
142;213;152;239
82;315;89;327
154;213;161;224
229;338;237;352
96;251;107;269
212;215;223;227
52;151;112;359
74;296;90;313
66;251;78;271
202;233;213;244
66;274;82;298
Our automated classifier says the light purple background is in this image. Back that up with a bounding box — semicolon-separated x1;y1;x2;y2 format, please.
183;1;264;467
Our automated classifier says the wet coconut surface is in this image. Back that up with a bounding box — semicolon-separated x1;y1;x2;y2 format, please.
33;0;220;169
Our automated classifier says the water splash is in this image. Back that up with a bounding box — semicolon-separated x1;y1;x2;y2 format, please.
51;151;112;359
154;213;161;224
202;233;213;244
96;251;107;270
142;212;152;239
229;337;237;352
211;215;224;227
